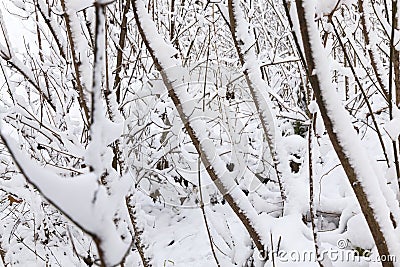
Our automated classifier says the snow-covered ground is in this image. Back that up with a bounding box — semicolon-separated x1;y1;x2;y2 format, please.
0;0;399;266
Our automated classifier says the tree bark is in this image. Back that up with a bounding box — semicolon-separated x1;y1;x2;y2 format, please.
295;1;397;265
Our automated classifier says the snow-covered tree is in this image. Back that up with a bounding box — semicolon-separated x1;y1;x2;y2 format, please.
0;0;399;266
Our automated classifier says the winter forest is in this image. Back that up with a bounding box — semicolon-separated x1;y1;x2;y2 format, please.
1;0;400;266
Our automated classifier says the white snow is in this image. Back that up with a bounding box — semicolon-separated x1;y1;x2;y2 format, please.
301;0;400;263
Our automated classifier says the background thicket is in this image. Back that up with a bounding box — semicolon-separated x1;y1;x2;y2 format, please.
0;0;399;266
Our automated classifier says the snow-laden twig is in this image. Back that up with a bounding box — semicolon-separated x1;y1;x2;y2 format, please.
36;0;68;60
132;0;269;258
0;44;56;111
358;0;389;99
227;0;286;210
0;2;132;266
0;131;130;267
60;0;91;125
295;0;400;265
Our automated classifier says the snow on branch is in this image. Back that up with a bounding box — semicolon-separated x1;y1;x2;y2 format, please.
228;0;287;210
295;0;400;264
0;132;130;266
132;0;270;258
